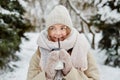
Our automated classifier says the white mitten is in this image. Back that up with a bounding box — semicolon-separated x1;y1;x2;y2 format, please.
59;49;72;75
45;51;59;80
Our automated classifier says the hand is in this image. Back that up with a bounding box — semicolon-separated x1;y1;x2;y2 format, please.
59;49;72;75
45;51;59;80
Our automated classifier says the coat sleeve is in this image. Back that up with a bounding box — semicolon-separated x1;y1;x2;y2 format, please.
65;52;100;80
84;52;100;80
27;48;46;80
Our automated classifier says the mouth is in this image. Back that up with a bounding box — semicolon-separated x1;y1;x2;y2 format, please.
52;37;65;42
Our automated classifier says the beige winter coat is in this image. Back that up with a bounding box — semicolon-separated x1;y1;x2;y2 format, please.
27;48;100;80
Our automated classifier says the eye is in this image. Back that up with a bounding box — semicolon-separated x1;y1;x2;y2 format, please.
60;26;67;30
61;27;64;30
49;26;55;30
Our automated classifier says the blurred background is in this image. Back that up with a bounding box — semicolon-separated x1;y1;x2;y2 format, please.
0;0;120;80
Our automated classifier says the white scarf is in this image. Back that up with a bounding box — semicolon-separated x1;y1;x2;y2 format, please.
37;28;90;71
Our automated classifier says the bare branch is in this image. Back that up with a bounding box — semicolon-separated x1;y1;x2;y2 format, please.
39;1;44;13
59;0;67;6
67;0;91;27
67;0;96;48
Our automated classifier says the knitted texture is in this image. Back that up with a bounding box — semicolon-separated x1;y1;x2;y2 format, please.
37;29;90;71
46;5;73;30
37;5;90;72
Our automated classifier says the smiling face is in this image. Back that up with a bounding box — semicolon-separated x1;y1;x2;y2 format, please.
48;24;71;42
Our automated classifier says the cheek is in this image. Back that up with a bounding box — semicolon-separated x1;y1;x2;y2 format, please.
62;32;67;36
48;31;55;37
48;31;56;41
62;30;69;36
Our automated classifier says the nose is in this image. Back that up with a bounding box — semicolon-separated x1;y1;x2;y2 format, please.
54;30;62;38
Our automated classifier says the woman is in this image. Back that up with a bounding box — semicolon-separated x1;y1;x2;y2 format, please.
27;5;100;80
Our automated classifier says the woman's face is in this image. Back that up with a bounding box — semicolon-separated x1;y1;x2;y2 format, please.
48;24;71;42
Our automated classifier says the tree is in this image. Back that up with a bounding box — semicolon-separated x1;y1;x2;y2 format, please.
89;0;120;67
25;0;99;47
24;0;53;31
59;0;98;49
24;0;120;67
0;0;33;70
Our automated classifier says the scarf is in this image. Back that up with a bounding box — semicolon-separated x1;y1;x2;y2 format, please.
37;28;90;71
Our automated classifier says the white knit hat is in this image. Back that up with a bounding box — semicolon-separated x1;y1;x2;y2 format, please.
46;5;73;30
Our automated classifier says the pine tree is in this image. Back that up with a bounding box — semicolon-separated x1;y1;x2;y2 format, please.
0;0;33;70
89;0;120;67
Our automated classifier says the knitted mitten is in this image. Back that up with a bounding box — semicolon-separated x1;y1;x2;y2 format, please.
45;51;59;80
59;49;72;75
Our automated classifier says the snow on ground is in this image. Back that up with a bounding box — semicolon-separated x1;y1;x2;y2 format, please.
99;64;120;80
0;32;39;80
0;32;120;80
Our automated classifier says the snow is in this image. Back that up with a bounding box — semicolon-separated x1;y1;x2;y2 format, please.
99;65;120;80
0;32;120;80
0;7;19;15
97;0;120;22
18;0;27;8
0;32;39;80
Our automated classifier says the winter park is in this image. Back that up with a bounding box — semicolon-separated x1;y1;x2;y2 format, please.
0;0;120;80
